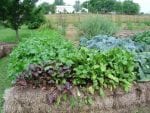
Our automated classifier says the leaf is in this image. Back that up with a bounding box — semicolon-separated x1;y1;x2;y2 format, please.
99;88;105;97
87;97;93;105
93;65;99;69
107;74;119;83
92;74;97;80
88;86;95;95
100;64;106;72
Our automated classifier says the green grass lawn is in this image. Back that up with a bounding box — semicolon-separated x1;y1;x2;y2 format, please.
0;26;36;43
0;57;11;112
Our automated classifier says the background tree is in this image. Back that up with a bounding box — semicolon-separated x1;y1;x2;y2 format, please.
39;2;51;14
0;0;44;41
54;0;64;5
7;0;24;41
74;0;81;12
89;0;116;13
27;6;45;29
49;4;56;14
81;1;89;9
113;1;123;14
0;0;9;22
122;0;140;15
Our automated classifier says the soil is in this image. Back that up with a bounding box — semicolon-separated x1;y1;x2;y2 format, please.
3;82;150;113
65;24;79;45
115;30;145;38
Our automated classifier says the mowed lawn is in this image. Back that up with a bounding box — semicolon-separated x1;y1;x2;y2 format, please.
0;26;36;43
0;57;11;112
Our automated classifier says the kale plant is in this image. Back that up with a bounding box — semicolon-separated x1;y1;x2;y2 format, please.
80;35;150;81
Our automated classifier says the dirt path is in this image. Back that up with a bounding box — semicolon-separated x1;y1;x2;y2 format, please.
65;24;79;45
115;30;145;38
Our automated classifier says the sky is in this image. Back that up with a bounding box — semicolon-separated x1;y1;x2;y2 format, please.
37;0;150;13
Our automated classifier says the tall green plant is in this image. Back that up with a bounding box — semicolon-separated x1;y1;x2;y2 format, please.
78;16;118;38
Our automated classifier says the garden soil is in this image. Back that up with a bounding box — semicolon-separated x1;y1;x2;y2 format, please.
65;24;79;45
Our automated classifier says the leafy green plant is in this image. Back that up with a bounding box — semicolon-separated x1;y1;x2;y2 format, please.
70;48;136;92
80;35;150;82
8;30;75;79
133;31;150;45
10;30;136;105
15;47;136;104
28;7;45;29
78;16;119;38
40;20;55;30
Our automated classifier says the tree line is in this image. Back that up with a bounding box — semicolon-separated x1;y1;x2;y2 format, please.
40;0;140;15
82;0;140;15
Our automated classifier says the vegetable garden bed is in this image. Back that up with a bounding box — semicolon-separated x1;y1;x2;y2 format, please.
2;30;150;113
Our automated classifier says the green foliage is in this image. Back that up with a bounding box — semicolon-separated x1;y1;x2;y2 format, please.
123;0;140;15
15;46;136;96
8;30;74;79
81;1;89;9
89;0;116;13
83;0;140;14
0;0;9;21
133;31;150;45
132;31;150;81
28;7;45;29
49;4;56;14
54;0;64;5
39;2;51;14
39;2;56;14
40;20;55;30
78;16;118;38
70;47;136;92
136;52;150;81
0;0;43;40
126;22;146;30
113;1;123;14
0;26;36;43
80;34;150;81
9;30;135;95
143;21;150;26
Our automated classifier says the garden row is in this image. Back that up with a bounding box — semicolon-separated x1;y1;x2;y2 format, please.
8;29;150;104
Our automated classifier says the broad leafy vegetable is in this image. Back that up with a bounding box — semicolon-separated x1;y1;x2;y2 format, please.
80;35;150;81
8;30;75;79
